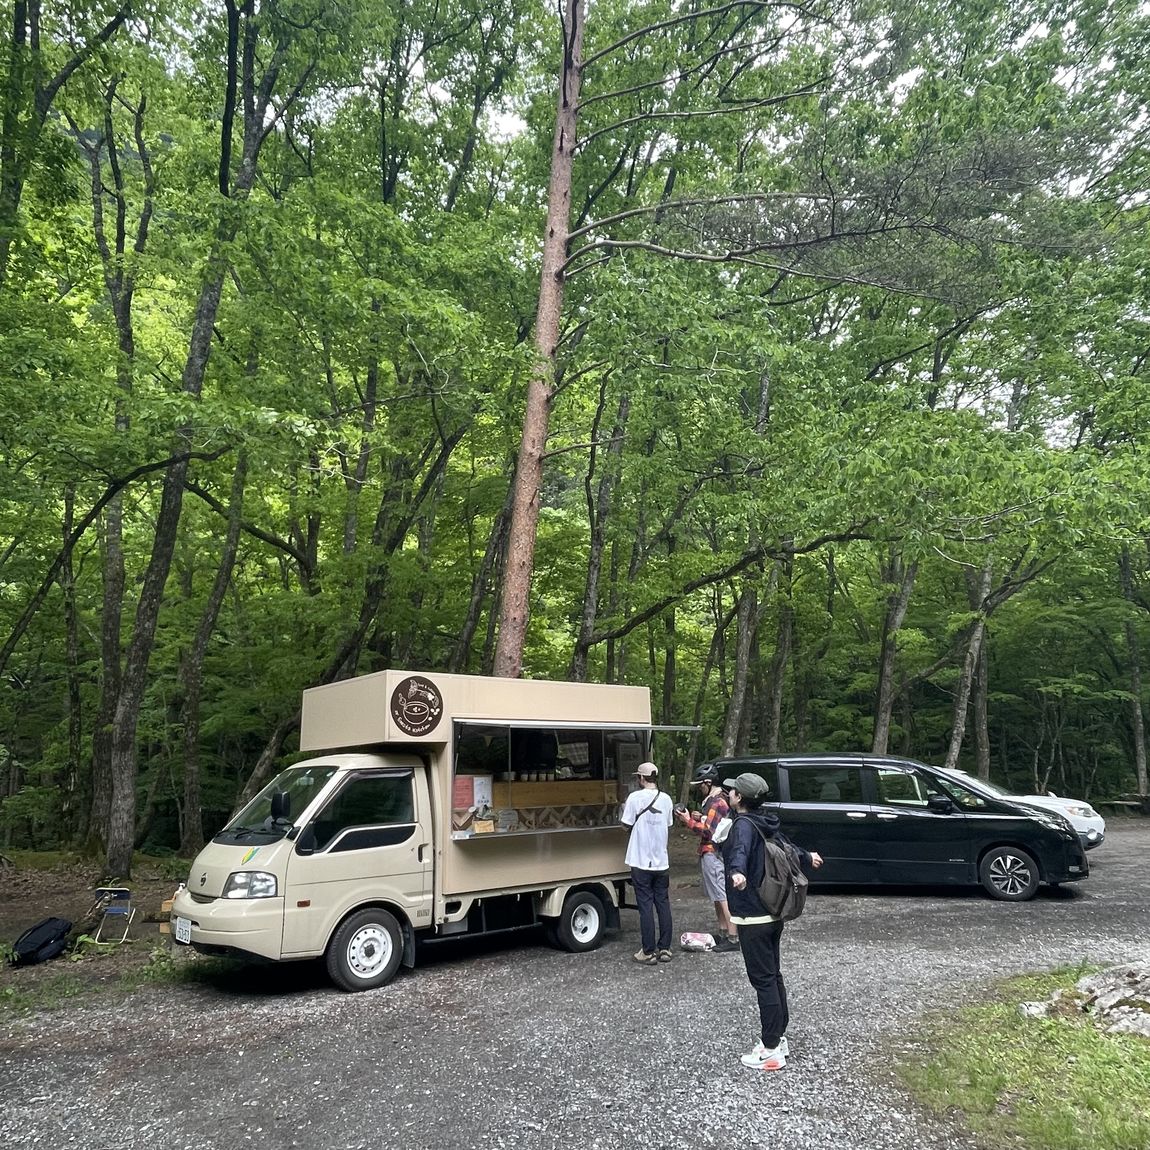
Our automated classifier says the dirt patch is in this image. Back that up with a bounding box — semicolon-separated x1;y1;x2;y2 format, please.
0;856;186;1000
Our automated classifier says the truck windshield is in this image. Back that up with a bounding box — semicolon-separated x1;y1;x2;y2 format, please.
216;764;340;844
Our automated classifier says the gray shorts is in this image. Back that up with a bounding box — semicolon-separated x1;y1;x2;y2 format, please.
700;851;727;902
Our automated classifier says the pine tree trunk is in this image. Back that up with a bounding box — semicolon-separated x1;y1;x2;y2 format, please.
493;0;584;678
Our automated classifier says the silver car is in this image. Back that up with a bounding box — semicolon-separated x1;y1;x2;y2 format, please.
941;768;1105;850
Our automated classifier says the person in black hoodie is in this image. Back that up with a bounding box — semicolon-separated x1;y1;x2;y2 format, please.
722;771;823;1071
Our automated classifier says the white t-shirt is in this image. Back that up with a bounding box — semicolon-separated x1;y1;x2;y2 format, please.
621;787;674;871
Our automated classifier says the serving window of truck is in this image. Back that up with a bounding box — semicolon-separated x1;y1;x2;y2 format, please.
451;722;646;837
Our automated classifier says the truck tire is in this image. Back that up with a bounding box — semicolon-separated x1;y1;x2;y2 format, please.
554;890;606;953
325;908;403;991
979;846;1040;901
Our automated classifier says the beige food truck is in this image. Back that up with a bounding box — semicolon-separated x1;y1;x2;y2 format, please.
171;670;653;990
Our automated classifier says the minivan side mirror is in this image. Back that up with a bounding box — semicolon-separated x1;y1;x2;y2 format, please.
927;793;955;813
270;791;291;822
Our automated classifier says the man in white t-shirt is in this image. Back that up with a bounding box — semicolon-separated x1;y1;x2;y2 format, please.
620;762;674;965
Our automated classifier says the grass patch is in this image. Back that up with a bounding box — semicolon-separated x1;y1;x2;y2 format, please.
1;946;244;1017
120;946;245;989
0;971;91;1015
898;969;1150;1150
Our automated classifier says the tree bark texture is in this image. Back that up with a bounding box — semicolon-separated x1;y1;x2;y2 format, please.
871;551;918;755
943;561;993;772
493;0;584;678
721;584;759;756
180;452;248;856
1120;548;1149;797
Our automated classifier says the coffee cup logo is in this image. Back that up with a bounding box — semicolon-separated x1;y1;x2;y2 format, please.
390;675;443;737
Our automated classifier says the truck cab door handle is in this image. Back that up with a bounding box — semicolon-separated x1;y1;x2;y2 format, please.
418;843;428;862
846;811;868;819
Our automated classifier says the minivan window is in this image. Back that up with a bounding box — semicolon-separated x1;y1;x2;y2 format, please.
787;767;864;803
874;767;927;805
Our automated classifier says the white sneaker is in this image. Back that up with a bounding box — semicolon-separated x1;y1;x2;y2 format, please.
779;1036;790;1058
740;1041;786;1070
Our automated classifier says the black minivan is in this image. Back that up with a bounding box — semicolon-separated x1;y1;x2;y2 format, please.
712;753;1089;901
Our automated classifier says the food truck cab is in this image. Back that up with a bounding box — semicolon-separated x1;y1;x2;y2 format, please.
172;671;652;989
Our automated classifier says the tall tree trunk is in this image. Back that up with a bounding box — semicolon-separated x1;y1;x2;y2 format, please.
763;556;793;752
972;635;991;780
1120;547;1149;798
681;597;735;801
450;487;513;673
238;708;303;806
570;386;629;681
79;73;154;858
493;0;584;677
105;2;291;876
721;585;758;756
872;550;918;754
60;487;83;842
943;561;993;771
180;453;247;857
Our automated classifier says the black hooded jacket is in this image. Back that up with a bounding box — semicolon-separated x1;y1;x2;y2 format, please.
721;808;812;919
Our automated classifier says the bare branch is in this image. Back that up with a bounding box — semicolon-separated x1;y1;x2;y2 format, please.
578;80;826;150
583;0;828;70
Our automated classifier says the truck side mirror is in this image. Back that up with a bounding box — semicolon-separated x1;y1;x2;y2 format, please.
270;791;291;822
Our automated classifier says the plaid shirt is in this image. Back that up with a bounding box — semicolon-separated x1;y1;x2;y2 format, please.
684;791;729;856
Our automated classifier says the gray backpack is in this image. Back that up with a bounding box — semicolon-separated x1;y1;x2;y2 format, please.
752;828;808;921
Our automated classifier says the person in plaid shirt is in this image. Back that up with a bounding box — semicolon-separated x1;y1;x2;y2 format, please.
674;762;740;952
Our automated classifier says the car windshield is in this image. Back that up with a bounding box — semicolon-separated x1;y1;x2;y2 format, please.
937;768;1026;800
215;764;340;844
928;769;991;810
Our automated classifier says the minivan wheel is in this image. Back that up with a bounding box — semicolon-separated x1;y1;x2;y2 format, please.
979;847;1040;901
326;908;403;991
554;890;606;952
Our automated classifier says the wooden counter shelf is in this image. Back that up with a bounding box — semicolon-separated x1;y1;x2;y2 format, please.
491;779;623;808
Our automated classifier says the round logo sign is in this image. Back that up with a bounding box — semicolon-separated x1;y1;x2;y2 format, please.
390;675;444;737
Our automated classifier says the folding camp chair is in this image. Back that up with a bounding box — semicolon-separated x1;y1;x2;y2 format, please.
92;886;135;943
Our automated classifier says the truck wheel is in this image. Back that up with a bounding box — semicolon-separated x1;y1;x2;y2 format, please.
326;909;403;991
554;890;606;952
979;846;1040;901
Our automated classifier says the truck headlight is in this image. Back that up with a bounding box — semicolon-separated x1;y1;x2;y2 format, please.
222;871;278;899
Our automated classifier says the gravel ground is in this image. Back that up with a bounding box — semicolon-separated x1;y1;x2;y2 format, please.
2;823;1147;1150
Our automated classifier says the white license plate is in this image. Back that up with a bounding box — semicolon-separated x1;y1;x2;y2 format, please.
174;916;192;945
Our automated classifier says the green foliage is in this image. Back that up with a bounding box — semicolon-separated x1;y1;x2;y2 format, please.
0;0;1148;854
899;970;1150;1150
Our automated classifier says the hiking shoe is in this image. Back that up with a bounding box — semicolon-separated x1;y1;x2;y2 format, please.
656;949;673;963
713;935;740;952
633;949;657;965
740;1041;786;1071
